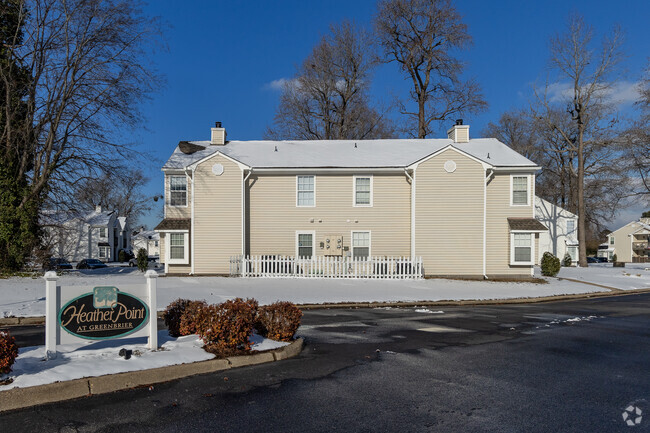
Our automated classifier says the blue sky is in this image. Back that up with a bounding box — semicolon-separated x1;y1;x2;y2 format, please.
136;0;650;229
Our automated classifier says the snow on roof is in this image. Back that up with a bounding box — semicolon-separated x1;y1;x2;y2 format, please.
85;209;115;226
162;138;538;170
133;230;159;241
117;217;128;230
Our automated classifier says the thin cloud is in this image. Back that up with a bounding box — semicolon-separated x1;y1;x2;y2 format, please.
264;78;298;91
545;80;642;107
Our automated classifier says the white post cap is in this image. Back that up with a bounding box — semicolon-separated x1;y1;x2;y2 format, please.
43;271;59;281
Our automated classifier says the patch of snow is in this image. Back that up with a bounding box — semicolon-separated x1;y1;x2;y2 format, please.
414;309;444;314
0;331;289;391
0;268;616;318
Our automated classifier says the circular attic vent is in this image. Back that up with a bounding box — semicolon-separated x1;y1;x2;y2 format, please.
212;163;224;176
444;160;456;173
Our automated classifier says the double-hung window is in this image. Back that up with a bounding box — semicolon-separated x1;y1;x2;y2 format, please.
511;176;529;206
610;236;615;246
354;176;372;207
99;246;109;259
296;232;314;258
170;176;187;207
99;227;107;238
511;233;533;264
567;219;575;237
169;233;185;260
297;176;315;207
351;231;370;259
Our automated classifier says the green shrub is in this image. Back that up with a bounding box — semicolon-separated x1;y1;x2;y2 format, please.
0;331;18;375
196;298;259;356
612;254;617;263
562;253;572;267
541;251;561;277
118;250;127;262
255;302;303;342
136;248;148;272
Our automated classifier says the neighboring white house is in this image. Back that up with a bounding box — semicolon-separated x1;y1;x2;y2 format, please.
535;197;579;264
42;206;131;262
601;218;650;263
132;228;160;258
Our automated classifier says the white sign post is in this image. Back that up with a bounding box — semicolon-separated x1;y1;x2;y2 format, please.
44;270;159;359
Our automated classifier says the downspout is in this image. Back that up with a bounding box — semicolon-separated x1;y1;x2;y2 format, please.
242;169;253;258
484;168;495;279
531;173;536;276
189;167;195;275
404;168;416;261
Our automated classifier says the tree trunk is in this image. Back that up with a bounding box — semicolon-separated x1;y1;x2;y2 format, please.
418;97;426;139
577;127;588;267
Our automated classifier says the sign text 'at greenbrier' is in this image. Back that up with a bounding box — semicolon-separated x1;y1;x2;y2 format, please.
58;286;149;340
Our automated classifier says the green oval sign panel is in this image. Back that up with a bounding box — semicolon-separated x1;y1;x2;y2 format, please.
58;286;149;340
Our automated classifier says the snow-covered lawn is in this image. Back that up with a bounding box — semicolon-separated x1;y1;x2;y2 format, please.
555;262;650;290
2;263;648;318
0;331;288;391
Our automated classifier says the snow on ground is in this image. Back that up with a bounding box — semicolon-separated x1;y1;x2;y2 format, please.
1;263;648;318
555;262;650;290
0;331;288;391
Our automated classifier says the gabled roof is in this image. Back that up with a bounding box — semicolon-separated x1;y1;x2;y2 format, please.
154;218;191;231
41;209;116;227
162;138;539;171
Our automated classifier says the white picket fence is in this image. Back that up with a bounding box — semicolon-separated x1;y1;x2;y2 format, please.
230;255;422;279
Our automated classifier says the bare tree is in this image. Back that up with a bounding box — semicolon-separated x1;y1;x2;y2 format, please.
622;62;650;204
267;21;394;140
534;14;624;266
73;167;155;226
0;0;162;269
375;0;487;138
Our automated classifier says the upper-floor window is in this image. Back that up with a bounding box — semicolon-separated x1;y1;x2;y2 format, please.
567;219;576;236
170;176;187;207
610;236;615;245
297;175;315;207
511;175;529;206
354;176;372;207
99;227;107;238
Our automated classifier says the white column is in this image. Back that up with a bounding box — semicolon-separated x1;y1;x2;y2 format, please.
145;270;159;350
44;271;59;359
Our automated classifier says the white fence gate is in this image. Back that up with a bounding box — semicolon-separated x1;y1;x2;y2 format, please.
230;255;422;279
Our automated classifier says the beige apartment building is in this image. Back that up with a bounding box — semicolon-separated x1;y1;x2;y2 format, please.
600;218;650;263
155;122;547;278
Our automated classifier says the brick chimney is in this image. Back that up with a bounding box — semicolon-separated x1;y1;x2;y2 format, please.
447;119;469;143
210;122;226;145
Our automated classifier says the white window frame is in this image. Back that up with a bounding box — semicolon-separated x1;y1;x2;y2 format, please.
610;236;615;245
351;230;371;260
296;175;316;207
99;227;107;238
98;246;109;260
165;230;189;265
169;175;188;208
510;174;531;206
353;175;373;207
295;231;316;258
510;232;534;265
567;219;576;236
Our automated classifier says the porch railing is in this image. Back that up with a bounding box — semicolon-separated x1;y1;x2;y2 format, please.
230;255;423;279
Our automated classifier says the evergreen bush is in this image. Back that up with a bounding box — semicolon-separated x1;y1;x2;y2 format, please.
612;254;617;263
136;248;148;272
541;252;561;277
562;253;572;267
118;250;127;262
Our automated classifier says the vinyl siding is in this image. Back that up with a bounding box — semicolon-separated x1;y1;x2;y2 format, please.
164;173;191;219
193;155;243;274
486;173;535;276
414;149;484;276
247;173;410;258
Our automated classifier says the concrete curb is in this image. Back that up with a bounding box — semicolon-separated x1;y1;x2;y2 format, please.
0;338;304;413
